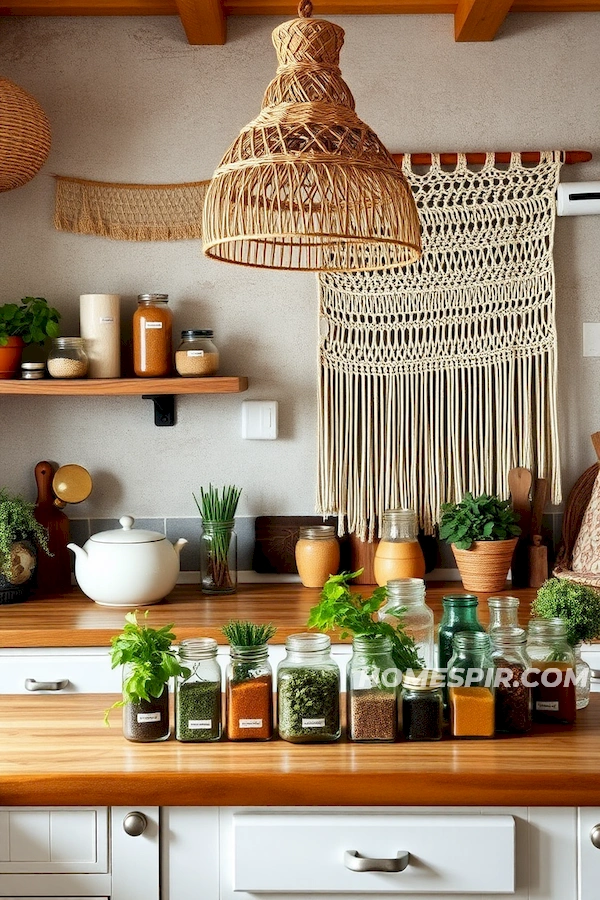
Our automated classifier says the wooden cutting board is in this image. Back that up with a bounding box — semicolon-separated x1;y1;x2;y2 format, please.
33;461;72;594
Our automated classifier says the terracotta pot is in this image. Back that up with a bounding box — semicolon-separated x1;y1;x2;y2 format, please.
0;336;25;379
451;537;519;592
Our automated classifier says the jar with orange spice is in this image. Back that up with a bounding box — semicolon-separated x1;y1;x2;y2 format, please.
226;644;273;741
295;525;340;588
133;293;173;377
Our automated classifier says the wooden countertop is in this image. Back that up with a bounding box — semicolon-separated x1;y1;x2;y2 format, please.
1;692;599;807
0;582;540;647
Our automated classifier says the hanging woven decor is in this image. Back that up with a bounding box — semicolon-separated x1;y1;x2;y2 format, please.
202;0;421;273
317;151;563;540
0;77;51;192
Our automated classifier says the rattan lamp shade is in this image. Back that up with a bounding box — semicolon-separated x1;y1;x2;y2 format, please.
202;2;421;273
0;77;51;192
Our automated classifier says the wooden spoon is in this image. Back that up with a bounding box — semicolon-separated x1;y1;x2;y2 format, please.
508;467;533;540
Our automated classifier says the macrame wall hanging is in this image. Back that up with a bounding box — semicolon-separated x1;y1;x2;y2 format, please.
317;151;563;540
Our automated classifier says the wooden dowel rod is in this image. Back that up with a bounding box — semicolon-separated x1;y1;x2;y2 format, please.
392;151;592;166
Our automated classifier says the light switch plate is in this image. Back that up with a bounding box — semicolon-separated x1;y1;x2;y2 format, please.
242;400;278;440
583;323;600;357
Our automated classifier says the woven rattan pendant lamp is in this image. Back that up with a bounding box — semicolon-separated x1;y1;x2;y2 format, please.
0;77;51;192
202;0;422;273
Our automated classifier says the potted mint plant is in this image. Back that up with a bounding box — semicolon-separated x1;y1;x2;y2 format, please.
0;488;50;604
439;492;521;592
0;296;61;378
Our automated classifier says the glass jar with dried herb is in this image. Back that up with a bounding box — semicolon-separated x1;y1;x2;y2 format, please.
223;621;277;741
277;633;340;743
347;634;399;742
526;618;576;724
175;638;222;742
401;669;444;741
490;626;532;733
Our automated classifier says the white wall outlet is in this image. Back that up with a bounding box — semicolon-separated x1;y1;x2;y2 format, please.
241;400;278;440
583;323;600;357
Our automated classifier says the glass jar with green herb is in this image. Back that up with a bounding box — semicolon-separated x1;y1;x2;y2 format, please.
194;484;242;595
175;638;222;742
122;664;170;743
277;633;340;743
347;635;398;742
222;620;277;742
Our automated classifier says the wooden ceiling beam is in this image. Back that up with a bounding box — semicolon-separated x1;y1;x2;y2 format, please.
174;0;226;43
454;0;514;41
0;0;177;14
223;1;454;13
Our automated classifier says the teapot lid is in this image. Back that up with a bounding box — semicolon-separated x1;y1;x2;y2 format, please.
89;516;166;544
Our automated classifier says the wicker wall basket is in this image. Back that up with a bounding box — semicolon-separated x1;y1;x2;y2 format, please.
0;77;51;192
451;538;519;593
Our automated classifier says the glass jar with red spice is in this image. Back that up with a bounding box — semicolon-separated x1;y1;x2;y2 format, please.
226;644;273;741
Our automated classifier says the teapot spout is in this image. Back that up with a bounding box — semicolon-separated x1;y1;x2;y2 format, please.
67;543;88;564
173;538;188;558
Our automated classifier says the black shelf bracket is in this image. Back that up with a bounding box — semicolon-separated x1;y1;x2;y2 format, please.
142;394;176;426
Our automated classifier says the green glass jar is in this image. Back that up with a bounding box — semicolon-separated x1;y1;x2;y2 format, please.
438;594;485;673
346;635;399;742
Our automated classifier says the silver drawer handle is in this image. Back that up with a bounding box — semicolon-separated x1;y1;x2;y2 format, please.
344;850;410;873
590;670;600;680
25;678;70;692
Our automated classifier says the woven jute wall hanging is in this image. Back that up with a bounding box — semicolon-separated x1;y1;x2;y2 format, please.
317;151;563;540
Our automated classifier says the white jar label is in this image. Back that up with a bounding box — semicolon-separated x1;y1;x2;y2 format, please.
137;712;161;723
100;316;115;323
188;719;212;729
239;718;263;729
535;701;559;711
187;350;205;357
146;322;163;329
302;717;326;728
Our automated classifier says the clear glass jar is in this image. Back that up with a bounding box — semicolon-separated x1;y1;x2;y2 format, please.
378;578;434;668
373;509;426;586
122;666;170;743
133;293;172;377
401;669;444;741
226;644;273;740
175;638;222;742
346;635;398;742
438;594;485;673
490;626;532;733
447;632;495;738
574;642;591;710
295;525;340;588
526;618;576;724
487;595;520;631
175;329;219;377
200;520;237;594
47;337;89;379
277;633;340;743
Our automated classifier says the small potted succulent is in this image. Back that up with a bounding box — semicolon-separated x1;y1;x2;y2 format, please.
0;296;61;378
0;488;50;604
439;492;521;592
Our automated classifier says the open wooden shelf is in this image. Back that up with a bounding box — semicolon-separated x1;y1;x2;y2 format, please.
0;376;248;396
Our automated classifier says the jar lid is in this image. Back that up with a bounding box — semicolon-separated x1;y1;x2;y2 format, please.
21;361;46;370
298;525;336;540
181;329;214;339
286;632;331;652
89;515;166;544
138;293;169;302
402;669;444;691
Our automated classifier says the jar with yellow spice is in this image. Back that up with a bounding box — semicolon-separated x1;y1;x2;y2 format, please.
133;293;172;377
295;525;340;588
373;509;426;586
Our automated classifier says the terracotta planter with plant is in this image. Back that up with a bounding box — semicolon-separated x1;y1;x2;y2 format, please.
439;492;521;592
0;295;61;378
0;488;50;603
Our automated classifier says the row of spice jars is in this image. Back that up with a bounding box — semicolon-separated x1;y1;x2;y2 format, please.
133;294;219;377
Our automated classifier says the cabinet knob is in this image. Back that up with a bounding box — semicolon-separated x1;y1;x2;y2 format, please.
123;811;148;837
590;825;600;849
344;850;410;873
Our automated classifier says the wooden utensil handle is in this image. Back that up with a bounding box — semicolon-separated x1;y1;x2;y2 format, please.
35;461;55;505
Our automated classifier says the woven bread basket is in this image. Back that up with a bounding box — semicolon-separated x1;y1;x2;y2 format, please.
0;77;51;192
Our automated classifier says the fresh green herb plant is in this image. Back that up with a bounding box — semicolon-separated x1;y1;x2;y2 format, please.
307;570;423;671
439;492;521;550
0;488;49;579
222;620;277;647
104;610;189;725
532;578;600;646
193;484;242;591
0;296;61;347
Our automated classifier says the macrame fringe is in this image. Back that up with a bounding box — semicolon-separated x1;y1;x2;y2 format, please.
317;151;563;539
53;175;209;241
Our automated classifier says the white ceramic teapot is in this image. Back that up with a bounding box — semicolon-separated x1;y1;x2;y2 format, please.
68;515;187;607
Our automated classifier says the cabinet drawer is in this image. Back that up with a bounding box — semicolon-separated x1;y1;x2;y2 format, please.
0;807;108;874
229;812;515;894
0;649;119;694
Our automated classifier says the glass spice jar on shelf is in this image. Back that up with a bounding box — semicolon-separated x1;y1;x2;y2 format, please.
401;669;444;741
373;509;426;586
526;618;576;724
346;635;398;742
47;337;89;379
379;578;434;668
490;626;532;733
294;524;340;588
487;595;520;632
447;632;495;739
438;594;485;674
226;644;273;741
133;293;173;377
175;329;219;377
277;633;340;743
175;638;222;742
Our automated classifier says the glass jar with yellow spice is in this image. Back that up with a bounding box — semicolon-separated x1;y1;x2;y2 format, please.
447;632;495;738
133;293;172;377
373;509;426;586
295;525;340;588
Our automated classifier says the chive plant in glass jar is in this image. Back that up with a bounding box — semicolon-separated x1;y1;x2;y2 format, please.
222;620;276;741
194;484;242;595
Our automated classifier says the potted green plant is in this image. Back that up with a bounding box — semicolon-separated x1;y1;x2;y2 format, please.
439;492;521;592
105;610;190;742
0;296;61;378
0;488;50;604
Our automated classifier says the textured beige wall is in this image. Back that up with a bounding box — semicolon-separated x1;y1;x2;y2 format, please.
0;12;599;521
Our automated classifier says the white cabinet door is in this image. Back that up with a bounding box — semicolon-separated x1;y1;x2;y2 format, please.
578;808;600;900
111;807;160;900
0;649;119;694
